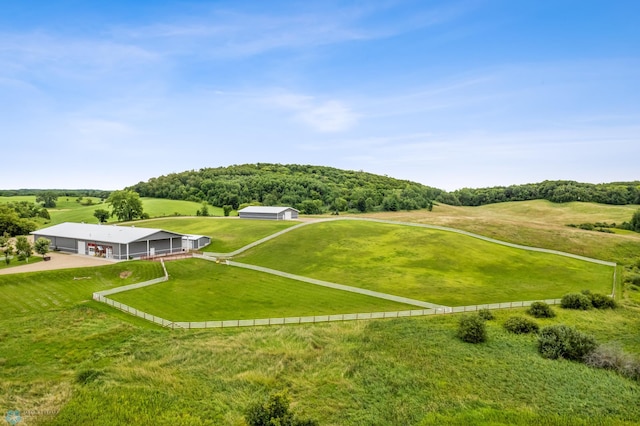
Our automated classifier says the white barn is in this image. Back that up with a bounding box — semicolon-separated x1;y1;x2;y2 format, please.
31;222;204;260
238;206;299;220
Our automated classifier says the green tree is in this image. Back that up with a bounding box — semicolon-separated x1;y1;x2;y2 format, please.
106;190;144;221
34;237;51;259
0;233;13;265
15;236;33;263
223;205;233;216
36;191;58;208
93;209;110;223
631;209;640;232
196;202;209;217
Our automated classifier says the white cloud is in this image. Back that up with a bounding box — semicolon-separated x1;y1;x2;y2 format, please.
268;92;359;132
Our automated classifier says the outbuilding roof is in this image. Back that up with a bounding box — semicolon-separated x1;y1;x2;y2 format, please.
31;222;183;244
238;206;299;214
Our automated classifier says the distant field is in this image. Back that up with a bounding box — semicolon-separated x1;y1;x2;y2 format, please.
109;259;414;321
0;195;214;226
130;217;299;252
140;197;223;218
239;220;615;306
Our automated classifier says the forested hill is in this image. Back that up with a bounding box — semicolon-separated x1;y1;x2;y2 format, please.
128;164;443;213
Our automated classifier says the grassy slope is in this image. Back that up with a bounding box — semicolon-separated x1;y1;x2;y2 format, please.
129;217;298;252
361;200;640;265
0;201;639;425
239;220;614;306
109;259;415;321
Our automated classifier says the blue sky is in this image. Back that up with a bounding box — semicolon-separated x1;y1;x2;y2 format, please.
1;1;638;191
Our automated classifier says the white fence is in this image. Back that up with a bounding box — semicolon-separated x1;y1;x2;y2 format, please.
92;292;563;330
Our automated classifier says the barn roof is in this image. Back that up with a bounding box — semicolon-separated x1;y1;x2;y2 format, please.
238;206;299;214
31;222;184;244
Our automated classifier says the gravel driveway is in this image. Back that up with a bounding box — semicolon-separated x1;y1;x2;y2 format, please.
0;252;116;275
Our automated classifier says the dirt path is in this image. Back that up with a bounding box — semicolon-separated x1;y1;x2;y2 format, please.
0;252;116;275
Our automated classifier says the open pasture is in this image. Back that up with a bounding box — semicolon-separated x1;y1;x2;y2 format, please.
238;220;615;306
131;217;298;253
108;258;415;321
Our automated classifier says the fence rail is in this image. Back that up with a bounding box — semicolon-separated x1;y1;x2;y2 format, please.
92;293;564;329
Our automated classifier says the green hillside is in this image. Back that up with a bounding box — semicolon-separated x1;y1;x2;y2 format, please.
128;163;441;213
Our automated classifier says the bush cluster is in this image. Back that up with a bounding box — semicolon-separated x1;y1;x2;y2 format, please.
537;325;598;361
584;345;640;382
560;293;592;310
582;290;617;309
457;315;487;343
503;316;539;334
527;301;556;318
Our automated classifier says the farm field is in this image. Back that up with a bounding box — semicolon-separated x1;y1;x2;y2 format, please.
109;258;415;321
0;201;639;424
238;220;615;306
130;217;298;252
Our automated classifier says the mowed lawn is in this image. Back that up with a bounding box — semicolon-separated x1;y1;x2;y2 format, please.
0;261;164;317
108;258;415;321
238;220;615;306
130;217;299;252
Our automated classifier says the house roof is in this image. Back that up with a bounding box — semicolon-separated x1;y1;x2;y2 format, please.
238;206;299;214
31;222;184;244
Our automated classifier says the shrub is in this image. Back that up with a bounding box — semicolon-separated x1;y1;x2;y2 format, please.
457;315;487;343
477;308;495;321
589;293;617;309
246;391;318;426
584;344;640;381
537;325;598;361
503;316;539;334
560;293;592;310
527;301;556;318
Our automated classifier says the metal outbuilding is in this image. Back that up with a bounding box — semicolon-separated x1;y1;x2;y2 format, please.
182;234;211;250
237;206;299;220
31;222;195;260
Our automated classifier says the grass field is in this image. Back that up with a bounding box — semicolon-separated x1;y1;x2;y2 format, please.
238;220;615;306
1;201;640;425
109;258;415;321
128;217;298;252
0;261;163;317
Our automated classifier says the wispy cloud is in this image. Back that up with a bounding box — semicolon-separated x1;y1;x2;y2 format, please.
267;92;359;132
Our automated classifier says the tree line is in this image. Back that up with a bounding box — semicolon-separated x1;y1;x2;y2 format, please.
438;180;640;206
128;163;441;214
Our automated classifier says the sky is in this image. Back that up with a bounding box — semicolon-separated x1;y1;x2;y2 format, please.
1;0;638;191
